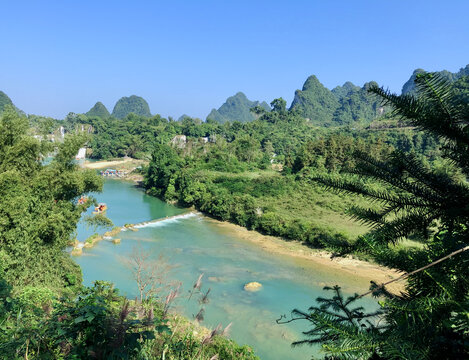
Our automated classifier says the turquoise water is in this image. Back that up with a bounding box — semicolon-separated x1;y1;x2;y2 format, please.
74;180;378;360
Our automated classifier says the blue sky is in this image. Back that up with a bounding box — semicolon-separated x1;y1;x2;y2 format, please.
1;0;468;119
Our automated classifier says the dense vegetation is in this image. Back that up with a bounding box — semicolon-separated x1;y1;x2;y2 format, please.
401;64;469;95
290;75;339;124
86;101;111;118
0;91;15;113
290;75;386;126
0;91;24;116
112;95;152;119
0;106;102;293
2;65;468;359
143;97;442;258
289;73;469;359
207;92;270;123
0;107;258;359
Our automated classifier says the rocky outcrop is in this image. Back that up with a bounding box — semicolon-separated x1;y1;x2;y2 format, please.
244;281;262;292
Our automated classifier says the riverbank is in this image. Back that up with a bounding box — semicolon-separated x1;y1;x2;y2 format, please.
73;179;386;360
206;217;405;294
91;174;405;293
82;158;148;182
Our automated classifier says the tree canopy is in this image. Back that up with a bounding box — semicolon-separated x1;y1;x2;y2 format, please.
0;105;103;294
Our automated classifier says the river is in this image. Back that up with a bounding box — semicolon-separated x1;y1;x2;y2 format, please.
74;179;378;360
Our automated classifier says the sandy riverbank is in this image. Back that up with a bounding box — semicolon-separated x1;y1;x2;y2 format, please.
84;171;405;293
83;158;136;169
206;217;405;294
82;158;148;182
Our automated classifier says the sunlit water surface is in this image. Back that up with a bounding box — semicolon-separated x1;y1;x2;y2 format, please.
74;180;378;360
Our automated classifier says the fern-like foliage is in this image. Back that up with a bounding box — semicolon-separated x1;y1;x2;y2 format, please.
293;72;469;360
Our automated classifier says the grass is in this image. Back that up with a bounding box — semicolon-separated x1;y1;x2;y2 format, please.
201;170;372;244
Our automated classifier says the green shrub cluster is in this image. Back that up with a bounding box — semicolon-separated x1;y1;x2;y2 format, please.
0;281;258;360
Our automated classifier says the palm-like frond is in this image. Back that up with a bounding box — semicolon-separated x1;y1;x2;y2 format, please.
369;73;469;177
313;146;469;242
294;72;469;360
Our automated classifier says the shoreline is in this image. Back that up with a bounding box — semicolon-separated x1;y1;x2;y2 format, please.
84;174;405;294
71;211;199;254
82;158;135;169
82;158;148;183
205;216;405;294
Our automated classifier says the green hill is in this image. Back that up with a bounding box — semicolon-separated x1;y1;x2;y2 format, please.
332;81;383;126
206;92;270;123
331;81;361;100
111;95;151;119
401;64;469;95
0;91;24;115
290;76;387;127
289;75;339;125
86;101;110;118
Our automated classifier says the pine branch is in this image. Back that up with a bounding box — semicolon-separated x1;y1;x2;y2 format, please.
356;245;469;299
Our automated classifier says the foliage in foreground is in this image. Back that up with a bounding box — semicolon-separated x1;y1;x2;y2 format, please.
0;280;258;360
291;73;469;359
0;106;103;294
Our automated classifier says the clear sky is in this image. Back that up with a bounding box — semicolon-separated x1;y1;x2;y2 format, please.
1;0;468;119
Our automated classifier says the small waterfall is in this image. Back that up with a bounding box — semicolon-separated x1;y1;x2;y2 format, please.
133;212;199;228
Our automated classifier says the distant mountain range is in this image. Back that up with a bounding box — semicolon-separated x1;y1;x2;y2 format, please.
2;64;468;125
206;92;270;123
401;64;469;95
287;64;469;126
84;96;151;119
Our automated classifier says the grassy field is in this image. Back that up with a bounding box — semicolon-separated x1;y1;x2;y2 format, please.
196;169;371;243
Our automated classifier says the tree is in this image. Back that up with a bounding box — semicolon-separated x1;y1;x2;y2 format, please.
125;245;175;302
0;105;103;294
270;97;287;113
289;73;469;359
144;143;183;198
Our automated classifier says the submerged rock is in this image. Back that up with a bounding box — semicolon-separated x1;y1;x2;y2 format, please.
244;282;262;292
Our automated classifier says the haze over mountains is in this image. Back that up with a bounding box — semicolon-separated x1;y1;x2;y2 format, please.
2;64;468;125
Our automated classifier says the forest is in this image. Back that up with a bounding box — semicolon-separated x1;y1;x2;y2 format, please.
142;74;469;358
0;71;468;359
